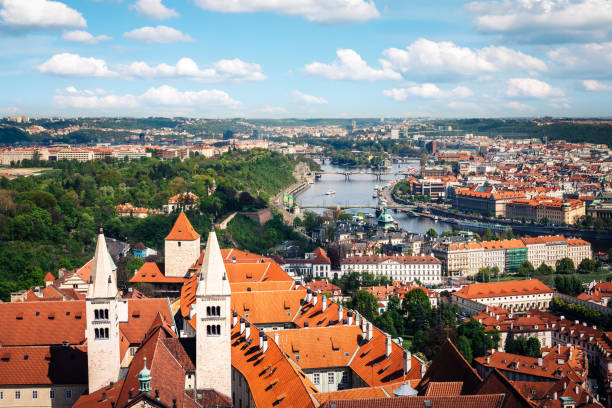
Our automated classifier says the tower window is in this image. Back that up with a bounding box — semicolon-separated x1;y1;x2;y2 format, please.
104;309;109;320
94;310;99;320
207;306;221;316
207;324;221;336
178;242;181;247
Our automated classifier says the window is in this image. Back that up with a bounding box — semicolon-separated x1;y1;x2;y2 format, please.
32;391;38;399
66;390;72;399
206;306;221;317
313;373;320;385
328;372;335;384
130;347;136;356
207;325;221;336
15;391;20;400
341;372;349;384
178;242;182;247
50;390;55;399
0;391;3;400
104;309;109;320
94;310;99;320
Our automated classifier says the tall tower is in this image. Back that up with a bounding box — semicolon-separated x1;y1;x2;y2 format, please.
86;230;120;393
195;228;232;398
164;212;201;277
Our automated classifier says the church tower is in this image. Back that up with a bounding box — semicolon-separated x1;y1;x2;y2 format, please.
195;228;232;398
86;230;121;393
164;212;201;278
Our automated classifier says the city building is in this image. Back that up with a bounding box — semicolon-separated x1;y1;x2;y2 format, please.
340;254;442;285
506;196;586;225
452;279;555;315
432;241;483;277
163;192;199;214
454;187;525;217
276;247;332;279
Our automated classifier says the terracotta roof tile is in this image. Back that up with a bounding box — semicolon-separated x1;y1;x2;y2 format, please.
165;212;200;241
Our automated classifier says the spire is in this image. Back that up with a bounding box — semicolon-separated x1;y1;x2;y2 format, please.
138;358;152;393
165;212;200;241
196;229;230;296
87;230;118;299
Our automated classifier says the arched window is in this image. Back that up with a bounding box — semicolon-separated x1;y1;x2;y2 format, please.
216;325;221;335
216;306;220;316
104;328;109;338
104;309;109;320
94;310;99;320
94;328;99;339
206;306;211;316
207;325;211;335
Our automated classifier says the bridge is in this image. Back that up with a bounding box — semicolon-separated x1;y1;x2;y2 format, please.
311;169;417;181
299;204;417;210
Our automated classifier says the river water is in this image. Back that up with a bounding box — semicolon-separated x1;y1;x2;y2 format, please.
295;161;452;235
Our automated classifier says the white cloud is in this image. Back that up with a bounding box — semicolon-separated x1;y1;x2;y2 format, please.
193;0;380;24
37;54;266;82
123;25;193;43
260;105;288;114
53;85;241;110
383;84;474;101
291;90;328;105
381;38;547;78
466;0;612;42
119;57;266;82
131;0;178;20
305;49;401;81
0;106;19;116
547;43;612;74
61;30;111;44
581;79;612;91
37;53;116;77
0;0;86;31
505;101;533;111
506;78;564;98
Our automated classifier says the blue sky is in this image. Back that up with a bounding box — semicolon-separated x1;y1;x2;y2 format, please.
1;0;611;118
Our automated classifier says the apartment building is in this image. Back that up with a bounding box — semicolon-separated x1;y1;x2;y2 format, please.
452;279;555;315
506;196;586;225
340;254;442;285
432;241;483;277
522;235;591;268
454;188;524;217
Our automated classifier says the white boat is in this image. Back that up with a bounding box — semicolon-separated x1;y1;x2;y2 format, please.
372;192;378;198
308;180;314;184
326;190;336;195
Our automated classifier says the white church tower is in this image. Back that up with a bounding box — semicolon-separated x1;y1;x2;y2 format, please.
86;230;121;393
164;212;201;278
195;227;232;398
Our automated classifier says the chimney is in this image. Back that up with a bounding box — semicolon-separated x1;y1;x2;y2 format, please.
259;331;264;349
558;344;561;353
347;311;353;326
367;322;373;342
338;305;343;323
245;322;251;340
240;318;245;335
306;288;312;303
274;332;279;344
232;311;238;328
538;357;543;367
262;334;268;353
385;335;392;358
563;382;567;390
403;350;412;374
355;312;360;327
575;385;579;394
312;295;318;306
486;356;491;364
322;296;327;312
553;392;558;400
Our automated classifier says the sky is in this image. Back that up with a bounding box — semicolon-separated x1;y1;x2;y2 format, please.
0;0;612;118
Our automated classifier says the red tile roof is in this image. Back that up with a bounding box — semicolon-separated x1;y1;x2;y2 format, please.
318;394;506;408
453;280;554;300
165;212;200;241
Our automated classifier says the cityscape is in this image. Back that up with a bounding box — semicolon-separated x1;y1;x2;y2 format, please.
1;1;612;408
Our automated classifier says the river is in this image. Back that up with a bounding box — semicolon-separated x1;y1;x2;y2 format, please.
294;161;452;235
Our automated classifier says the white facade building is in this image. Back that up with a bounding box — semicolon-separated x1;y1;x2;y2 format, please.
340;254;442;285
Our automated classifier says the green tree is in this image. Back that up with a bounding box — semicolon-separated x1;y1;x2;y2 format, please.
426;228;438;238
526;337;541;357
347;290;379;321
554;275;583;296
536;263;554;275
577;258;597;274
556;258;576;275
517;260;535;277
456;335;473;364
458;319;498;360
476;267;490;282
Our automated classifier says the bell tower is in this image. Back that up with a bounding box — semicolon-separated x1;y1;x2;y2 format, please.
86;230;121;393
164;212;201;277
195;228;232;398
